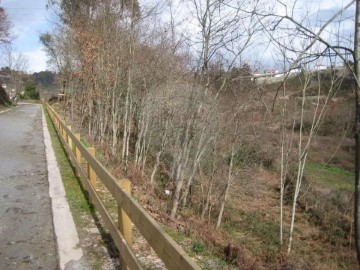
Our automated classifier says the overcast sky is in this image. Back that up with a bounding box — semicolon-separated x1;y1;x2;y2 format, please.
0;0;356;73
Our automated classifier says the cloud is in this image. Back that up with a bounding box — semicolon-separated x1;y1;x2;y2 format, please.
1;0;52;72
23;46;48;72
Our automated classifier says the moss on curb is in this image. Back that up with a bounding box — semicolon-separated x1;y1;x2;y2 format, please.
43;105;119;269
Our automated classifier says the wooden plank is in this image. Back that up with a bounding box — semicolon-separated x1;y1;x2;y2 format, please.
87;147;97;188
118;179;133;270
74;133;81;161
48;111;143;270
67;126;73;150
74;133;81;177
46;104;201;270
118;179;133;246
66;148;142;270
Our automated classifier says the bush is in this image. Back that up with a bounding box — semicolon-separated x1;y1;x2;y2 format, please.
24;82;40;100
192;239;205;254
230;143;262;167
0;85;10;105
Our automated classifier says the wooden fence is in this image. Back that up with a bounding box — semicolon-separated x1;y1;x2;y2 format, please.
46;103;201;270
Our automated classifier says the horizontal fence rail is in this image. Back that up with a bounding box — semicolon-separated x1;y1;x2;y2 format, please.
46;103;201;270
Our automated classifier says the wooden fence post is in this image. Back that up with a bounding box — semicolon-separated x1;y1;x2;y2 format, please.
118;179;132;270
74;133;81;176
62;125;65;140
87;147;96;187
67;126;73;150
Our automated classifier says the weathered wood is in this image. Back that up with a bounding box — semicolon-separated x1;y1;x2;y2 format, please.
118;179;133;270
46;104;201;270
67;126;73;150
118;179;133;246
51;122;142;270
87;147;96;187
74;133;81;159
74;133;81;177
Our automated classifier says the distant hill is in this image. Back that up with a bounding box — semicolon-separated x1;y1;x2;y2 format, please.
33;71;57;91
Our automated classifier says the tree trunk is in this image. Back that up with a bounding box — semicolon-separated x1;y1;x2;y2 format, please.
354;0;360;263
170;178;184;219
217;139;235;229
150;151;162;183
216;174;231;229
201;180;213;221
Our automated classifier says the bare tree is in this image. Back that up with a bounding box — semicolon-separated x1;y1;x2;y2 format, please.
0;5;10;45
168;0;260;219
250;0;359;255
2;44;29;100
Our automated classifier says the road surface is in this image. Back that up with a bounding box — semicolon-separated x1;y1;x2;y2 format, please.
0;104;58;269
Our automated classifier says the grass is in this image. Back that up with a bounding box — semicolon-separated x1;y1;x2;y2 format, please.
81;137;93;148
44;107;94;224
223;208;281;260
163;224;230;269
44;106;117;269
305;162;354;192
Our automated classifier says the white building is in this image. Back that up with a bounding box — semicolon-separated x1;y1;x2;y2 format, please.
314;65;327;71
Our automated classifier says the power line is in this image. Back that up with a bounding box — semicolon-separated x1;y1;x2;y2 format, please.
4;7;46;10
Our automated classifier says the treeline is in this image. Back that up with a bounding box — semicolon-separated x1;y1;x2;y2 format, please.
41;1;357;260
0;67;57;100
42;0;262;226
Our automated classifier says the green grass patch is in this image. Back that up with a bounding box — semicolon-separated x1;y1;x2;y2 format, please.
224;209;280;247
162;225;229;268
44;107;114;269
44;107;94;223
305;163;354;192
81;137;93;148
222;207;284;263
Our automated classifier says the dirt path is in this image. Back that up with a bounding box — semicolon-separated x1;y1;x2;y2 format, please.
0;104;58;269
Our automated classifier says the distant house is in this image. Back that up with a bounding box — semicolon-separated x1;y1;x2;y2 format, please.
265;69;278;77
314;65;327;71
289;68;301;74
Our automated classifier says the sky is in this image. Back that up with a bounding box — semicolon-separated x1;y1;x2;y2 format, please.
0;0;356;73
2;0;55;72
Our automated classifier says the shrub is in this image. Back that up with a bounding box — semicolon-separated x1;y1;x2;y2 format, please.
192;239;205;254
230;143;262;167
24;82;40;100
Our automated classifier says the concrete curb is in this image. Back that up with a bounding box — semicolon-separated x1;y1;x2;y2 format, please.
41;106;83;269
0;107;12;114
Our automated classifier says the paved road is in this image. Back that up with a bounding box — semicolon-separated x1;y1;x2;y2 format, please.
0;104;58;269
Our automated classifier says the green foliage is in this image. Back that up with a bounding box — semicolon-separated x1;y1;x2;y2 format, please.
33;71;56;89
224;208;280;258
305;162;354;192
0;85;11;106
192;239;205;254
80;137;93;148
24;82;40;100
